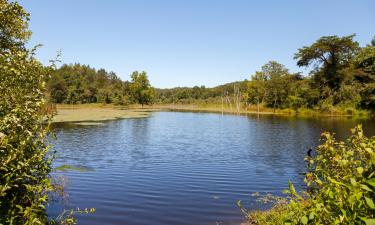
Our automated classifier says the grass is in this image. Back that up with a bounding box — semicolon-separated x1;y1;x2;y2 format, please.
149;103;371;118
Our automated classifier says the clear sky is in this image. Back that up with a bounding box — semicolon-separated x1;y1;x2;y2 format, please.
20;0;374;88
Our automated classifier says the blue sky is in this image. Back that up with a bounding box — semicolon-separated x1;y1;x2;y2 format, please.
21;0;374;88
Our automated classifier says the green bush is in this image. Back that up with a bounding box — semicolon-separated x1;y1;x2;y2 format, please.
246;125;375;224
0;0;55;224
0;40;53;225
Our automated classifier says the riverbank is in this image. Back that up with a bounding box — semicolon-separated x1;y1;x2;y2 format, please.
150;103;371;118
52;103;371;123
53;104;152;123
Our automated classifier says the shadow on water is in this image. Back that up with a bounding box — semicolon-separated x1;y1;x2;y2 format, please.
48;112;375;225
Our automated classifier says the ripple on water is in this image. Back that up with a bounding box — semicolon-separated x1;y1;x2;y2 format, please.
49;112;375;225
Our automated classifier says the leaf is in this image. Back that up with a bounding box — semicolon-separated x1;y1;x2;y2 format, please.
367;178;375;187
301;215;308;225
309;212;315;220
288;180;296;196
365;197;375;209
361;218;375;225
361;184;373;192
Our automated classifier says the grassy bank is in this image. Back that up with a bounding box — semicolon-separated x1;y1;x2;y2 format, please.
149;103;371;118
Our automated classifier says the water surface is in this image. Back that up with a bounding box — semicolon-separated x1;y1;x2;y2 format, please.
49;112;375;225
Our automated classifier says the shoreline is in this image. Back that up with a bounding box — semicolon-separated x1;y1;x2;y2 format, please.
52;103;371;123
150;104;371;118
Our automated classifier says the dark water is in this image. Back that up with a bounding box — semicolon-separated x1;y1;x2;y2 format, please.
49;112;375;225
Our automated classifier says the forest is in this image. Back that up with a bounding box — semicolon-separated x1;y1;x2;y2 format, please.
48;65;154;106
48;34;375;113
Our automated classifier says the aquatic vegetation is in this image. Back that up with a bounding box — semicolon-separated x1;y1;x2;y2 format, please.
54;165;93;172
53;106;151;123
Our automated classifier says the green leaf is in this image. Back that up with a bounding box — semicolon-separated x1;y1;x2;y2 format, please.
362;218;375;225
301;215;308;225
365;197;375;209
367;178;375;187
288;180;296;195
361;184;373;192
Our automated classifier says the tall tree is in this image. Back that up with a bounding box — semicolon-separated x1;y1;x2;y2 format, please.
48;73;68;103
294;35;359;91
247;71;266;112
355;42;375;109
262;61;291;108
130;71;155;106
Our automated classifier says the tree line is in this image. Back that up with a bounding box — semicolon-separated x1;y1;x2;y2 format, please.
48;64;155;106
156;35;375;112
48;34;374;113
246;35;375;111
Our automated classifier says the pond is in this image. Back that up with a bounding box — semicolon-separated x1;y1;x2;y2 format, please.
49;112;375;225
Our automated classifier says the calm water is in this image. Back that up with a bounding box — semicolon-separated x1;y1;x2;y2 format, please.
49;112;375;225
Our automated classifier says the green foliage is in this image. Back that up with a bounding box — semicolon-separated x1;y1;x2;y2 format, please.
45;36;373;113
0;1;53;224
155;81;248;104
129;71;155;106
47;64;131;104
355;46;375;77
262;61;292;108
294;35;359;90
247;125;375;224
242;35;374;113
49;208;96;225
0;0;31;52
360;83;375;109
0;1;95;224
0;47;53;225
47;65;157;107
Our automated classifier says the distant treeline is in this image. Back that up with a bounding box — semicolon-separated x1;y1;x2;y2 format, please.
155;34;375;112
155;81;248;104
47;64;154;106
48;34;375;112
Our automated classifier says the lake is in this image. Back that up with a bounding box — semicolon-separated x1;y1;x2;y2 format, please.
49;112;375;225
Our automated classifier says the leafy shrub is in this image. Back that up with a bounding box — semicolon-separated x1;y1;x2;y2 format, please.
246;125;375;224
0;42;53;224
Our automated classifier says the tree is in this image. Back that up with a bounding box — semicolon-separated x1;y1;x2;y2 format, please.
129;71;155;106
355;45;375;80
294;35;359;91
0;0;31;52
262;61;291;108
48;74;68;103
247;71;266;112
